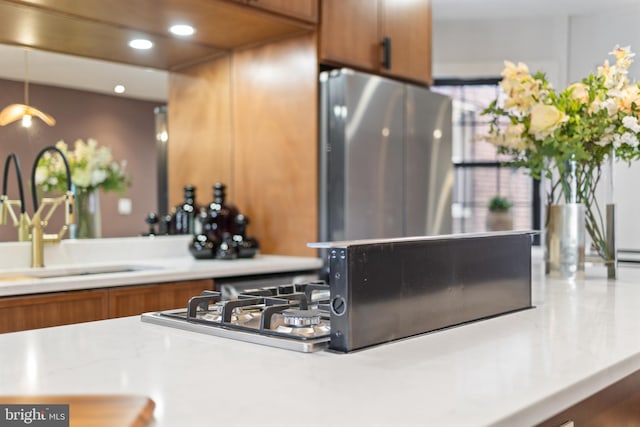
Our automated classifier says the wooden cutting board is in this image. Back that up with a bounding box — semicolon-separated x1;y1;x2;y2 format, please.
0;395;155;427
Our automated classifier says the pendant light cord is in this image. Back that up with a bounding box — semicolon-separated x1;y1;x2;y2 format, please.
24;50;29;106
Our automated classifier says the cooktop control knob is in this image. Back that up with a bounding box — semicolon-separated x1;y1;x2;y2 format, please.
282;309;322;327
331;296;346;316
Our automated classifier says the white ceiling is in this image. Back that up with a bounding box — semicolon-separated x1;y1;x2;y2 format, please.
431;0;639;20
0;45;168;103
0;0;637;101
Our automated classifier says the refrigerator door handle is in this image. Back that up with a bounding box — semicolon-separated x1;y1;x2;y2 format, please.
381;37;392;69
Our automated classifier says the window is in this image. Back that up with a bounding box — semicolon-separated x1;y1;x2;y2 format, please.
432;79;540;237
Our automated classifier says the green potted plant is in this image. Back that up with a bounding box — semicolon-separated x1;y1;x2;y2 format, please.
486;195;513;231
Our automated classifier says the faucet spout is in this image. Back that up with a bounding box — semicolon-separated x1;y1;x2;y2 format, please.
1;153;29;241
31;146;72;212
29;145;75;268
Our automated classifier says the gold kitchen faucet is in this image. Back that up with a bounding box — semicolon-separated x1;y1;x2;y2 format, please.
0;146;75;268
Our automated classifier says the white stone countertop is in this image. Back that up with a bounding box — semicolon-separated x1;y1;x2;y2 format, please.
0;235;323;297
1;254;640;426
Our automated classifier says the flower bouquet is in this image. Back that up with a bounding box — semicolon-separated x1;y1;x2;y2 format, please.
479;46;640;263
35;139;129;238
35;139;128;194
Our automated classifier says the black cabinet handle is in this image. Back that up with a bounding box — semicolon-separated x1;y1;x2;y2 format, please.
382;37;391;69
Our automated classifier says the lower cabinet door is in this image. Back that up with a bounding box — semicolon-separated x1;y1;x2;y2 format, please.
0;289;109;333
0;279;214;333
108;279;214;318
537;368;640;426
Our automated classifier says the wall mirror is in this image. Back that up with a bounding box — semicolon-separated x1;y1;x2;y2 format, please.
0;45;168;240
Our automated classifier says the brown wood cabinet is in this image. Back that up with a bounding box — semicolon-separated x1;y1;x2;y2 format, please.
0;279;213;333
319;0;379;72
537;368;640;426
168;34;319;257
238;0;319;23
0;289;109;333
319;0;432;85
232;34;318;256
168;56;234;205
108;279;213;318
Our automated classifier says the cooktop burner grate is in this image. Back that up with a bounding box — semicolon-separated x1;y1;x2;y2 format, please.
141;281;331;352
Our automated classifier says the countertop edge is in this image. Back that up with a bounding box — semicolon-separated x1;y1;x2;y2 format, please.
0;255;323;297
494;353;640;426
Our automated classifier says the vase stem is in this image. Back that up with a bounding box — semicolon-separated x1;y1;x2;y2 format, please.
562;158;578;204
606;204;617;279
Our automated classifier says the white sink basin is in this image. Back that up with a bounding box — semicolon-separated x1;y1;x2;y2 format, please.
0;264;159;281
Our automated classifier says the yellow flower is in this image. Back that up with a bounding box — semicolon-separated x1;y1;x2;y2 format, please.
500;61;547;112
529;104;568;139
503;123;528;150
482;123;528;151
567;82;590;103
501;61;529;80
615;84;640;113
611;45;634;67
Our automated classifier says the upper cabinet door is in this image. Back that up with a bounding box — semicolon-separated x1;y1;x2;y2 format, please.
319;0;432;85
380;0;432;85
245;0;319;23
319;0;379;71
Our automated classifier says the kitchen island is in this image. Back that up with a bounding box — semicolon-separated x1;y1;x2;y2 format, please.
1;257;640;426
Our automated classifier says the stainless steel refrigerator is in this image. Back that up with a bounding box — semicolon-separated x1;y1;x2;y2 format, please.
319;69;453;243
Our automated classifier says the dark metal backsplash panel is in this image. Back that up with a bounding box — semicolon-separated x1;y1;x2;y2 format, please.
326;232;533;353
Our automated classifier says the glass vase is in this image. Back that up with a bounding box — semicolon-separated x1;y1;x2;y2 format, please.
584;151;616;278
70;188;102;239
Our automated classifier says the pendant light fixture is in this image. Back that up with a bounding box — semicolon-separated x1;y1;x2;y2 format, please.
0;50;56;128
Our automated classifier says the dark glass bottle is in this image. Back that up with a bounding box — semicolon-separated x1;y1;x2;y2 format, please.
232;214;260;258
204;183;239;240
174;185;198;235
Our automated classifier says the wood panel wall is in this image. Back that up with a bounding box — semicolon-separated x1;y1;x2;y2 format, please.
168;34;318;256
168;56;233;210
232;34;318;256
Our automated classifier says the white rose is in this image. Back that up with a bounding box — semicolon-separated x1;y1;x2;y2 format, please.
595;126;616;147
91;169;108;187
613;132;639;148
622;115;640;133
34;167;48;185
95;147;112;166
529;104;568;139
567;82;589;103
73;169;91;188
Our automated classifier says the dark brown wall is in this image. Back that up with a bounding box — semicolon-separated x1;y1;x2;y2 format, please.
0;79;162;242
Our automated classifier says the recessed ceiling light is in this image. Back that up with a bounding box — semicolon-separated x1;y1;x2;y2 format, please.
114;84;126;94
129;39;153;50
169;24;195;37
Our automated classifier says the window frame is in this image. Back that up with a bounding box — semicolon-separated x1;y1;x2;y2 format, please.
433;78;541;243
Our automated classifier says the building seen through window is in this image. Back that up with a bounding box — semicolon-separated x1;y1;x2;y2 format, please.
432;79;539;236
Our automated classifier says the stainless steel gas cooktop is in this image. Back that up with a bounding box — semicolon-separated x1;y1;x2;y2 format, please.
142;282;331;352
143;232;535;354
